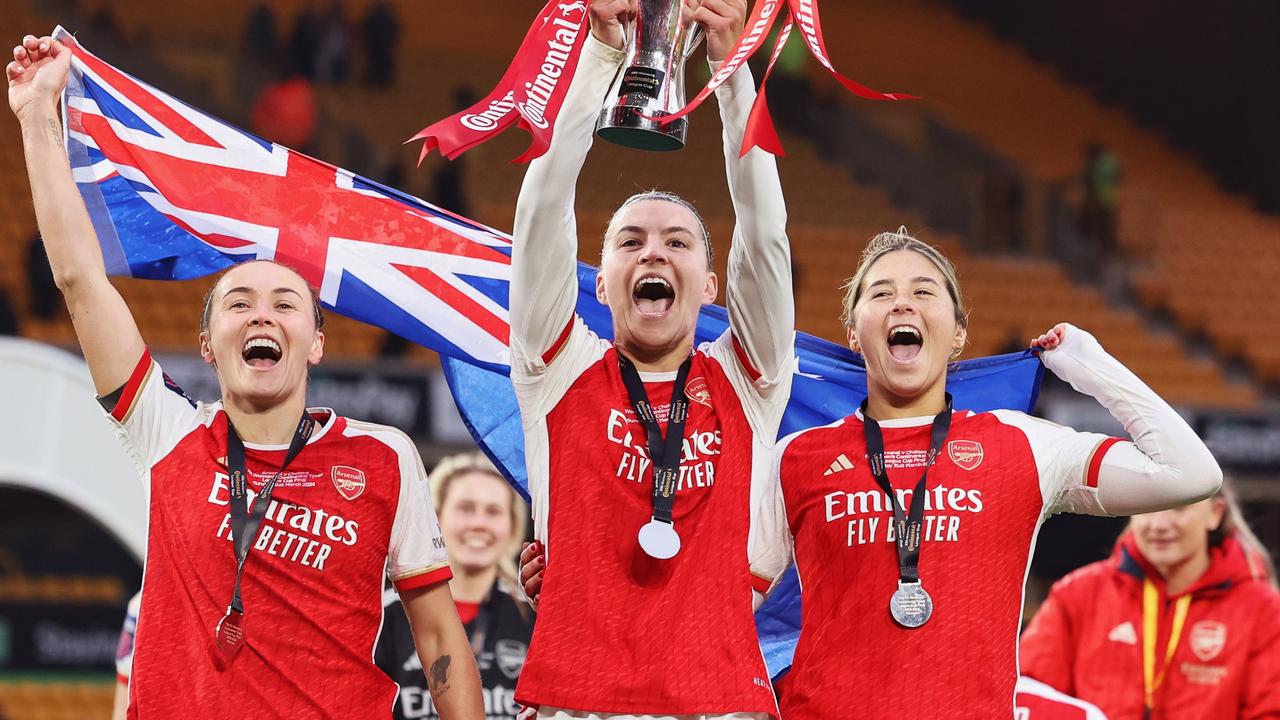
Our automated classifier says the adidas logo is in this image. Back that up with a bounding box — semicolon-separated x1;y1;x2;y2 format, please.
1108;621;1137;645
823;453;856;476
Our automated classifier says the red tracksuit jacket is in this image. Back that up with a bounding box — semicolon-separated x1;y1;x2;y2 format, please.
1020;533;1280;720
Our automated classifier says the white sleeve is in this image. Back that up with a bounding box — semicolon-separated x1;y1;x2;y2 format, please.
749;430;798;607
1039;324;1222;515
713;60;795;393
508;35;625;367
102;348;203;478
381;428;452;591
990;409;1117;517
1015;677;1110;720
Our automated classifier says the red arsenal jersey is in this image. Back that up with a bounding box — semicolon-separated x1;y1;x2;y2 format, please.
511;319;789;717
774;408;1120;719
108;350;451;719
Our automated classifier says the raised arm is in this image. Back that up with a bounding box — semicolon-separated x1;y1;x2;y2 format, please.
9;35;143;395
698;1;794;387
400;583;485;720
508;17;624;363
1034;323;1222;515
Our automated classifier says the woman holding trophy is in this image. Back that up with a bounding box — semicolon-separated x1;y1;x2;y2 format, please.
507;0;795;717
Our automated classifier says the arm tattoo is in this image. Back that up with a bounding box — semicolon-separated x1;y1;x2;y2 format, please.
47;118;63;149
427;654;452;696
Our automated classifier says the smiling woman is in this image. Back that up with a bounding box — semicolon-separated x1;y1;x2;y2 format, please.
760;226;1224;719
376;453;535;720
9;32;483;719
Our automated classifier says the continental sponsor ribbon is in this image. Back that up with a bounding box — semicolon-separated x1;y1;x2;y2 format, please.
658;0;917;156
409;0;591;163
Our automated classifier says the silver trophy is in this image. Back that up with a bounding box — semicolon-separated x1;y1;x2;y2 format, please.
596;0;706;151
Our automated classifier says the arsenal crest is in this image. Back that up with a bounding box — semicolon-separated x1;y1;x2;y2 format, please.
684;377;712;408
331;466;367;501
1189;620;1227;661
947;440;984;471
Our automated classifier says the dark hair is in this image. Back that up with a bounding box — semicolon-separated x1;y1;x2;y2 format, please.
199;260;325;334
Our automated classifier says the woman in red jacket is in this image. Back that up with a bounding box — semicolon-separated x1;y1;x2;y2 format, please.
1020;481;1280;719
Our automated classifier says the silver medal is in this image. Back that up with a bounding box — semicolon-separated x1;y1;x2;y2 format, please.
638;518;681;559
889;580;933;628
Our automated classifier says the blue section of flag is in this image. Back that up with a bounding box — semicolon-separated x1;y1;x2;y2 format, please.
63;27;1043;681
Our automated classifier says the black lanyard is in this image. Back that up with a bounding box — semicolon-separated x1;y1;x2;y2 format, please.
225;412;314;616
617;354;692;528
861;395;952;584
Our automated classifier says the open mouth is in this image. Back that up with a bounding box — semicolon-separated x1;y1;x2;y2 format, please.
242;337;283;368
887;325;923;363
633;275;675;316
460;532;495;551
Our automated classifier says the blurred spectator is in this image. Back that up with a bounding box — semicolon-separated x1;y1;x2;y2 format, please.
243;1;278;63
429;87;477;218
26;233;59;321
112;591;142;720
315;0;352;85
376;452;533;720
1021;480;1280;719
362;0;401;87
250;63;318;152
1079;141;1122;259
88;2;125;44
288;2;321;80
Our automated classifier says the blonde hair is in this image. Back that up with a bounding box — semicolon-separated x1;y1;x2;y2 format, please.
839;227;968;331
428;452;528;586
1216;478;1277;588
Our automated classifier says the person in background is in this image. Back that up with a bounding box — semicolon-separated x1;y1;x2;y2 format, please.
1020;479;1280;719
111;591;142;720
377;453;534;720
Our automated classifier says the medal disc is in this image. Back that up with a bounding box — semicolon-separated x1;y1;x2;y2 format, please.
638;518;681;559
216;608;246;658
889;581;933;628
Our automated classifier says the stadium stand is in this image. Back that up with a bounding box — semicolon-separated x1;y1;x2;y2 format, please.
0;0;1267;409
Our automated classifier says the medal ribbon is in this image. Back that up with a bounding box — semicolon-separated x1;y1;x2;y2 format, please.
617;354;693;529
861;395;952;584
224;413;315;620
1142;579;1191;717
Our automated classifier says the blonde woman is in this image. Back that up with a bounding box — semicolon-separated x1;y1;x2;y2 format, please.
378;453;534;720
1021;479;1280;719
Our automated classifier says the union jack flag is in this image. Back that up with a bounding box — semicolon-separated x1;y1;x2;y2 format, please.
59;27;514;372
57;27;1044;678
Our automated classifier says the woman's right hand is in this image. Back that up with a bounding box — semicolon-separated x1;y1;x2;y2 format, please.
589;0;638;51
519;541;545;608
8;35;71;121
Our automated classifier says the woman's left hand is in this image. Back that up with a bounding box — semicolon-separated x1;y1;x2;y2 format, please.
1030;323;1070;352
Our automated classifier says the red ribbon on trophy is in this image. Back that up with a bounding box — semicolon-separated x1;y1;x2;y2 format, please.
411;0;913;162
409;0;591;163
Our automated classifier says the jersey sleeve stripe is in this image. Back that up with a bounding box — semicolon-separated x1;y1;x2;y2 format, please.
393;563;454;592
111;348;154;423
750;570;774;595
1085;437;1124;488
730;333;762;382
540;317;576;365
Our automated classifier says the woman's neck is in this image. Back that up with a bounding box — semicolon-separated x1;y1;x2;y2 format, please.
1157;551;1212;596
450;566;498;603
864;385;948;421
223;394;310;445
616;337;694;373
